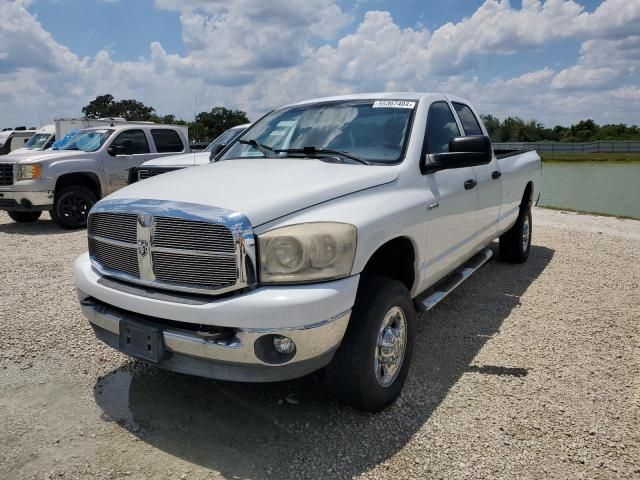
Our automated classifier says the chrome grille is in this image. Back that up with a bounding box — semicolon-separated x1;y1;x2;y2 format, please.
153;217;235;252
0;163;14;186
87;211;239;294
89;212;138;243
88;237;139;277
138;167;180;180
152;251;237;288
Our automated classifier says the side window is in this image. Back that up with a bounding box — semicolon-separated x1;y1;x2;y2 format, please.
151;129;184;153
112;129;150;154
452;102;483;136
425;102;461;154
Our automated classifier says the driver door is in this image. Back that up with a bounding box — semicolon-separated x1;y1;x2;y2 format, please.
419;101;480;289
103;129;154;194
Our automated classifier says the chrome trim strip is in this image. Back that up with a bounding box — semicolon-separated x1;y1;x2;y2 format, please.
88;234;136;249
150;245;236;258
137;213;156;282
89;198;257;296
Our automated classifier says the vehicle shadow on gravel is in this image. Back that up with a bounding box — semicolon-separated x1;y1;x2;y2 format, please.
0;216;75;236
94;244;554;479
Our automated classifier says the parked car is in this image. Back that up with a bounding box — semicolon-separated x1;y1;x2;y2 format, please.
133;123;251;182
0;123;190;228
0;129;35;155
75;93;541;411
7;124;55;155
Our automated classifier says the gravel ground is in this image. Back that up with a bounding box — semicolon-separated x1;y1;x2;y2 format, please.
0;208;638;480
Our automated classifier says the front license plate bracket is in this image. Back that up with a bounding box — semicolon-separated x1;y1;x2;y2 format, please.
119;318;167;363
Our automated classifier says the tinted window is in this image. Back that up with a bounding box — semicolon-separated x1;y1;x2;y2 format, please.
112;129;150;154
453;102;483;136
425;102;461;154
151;129;184;153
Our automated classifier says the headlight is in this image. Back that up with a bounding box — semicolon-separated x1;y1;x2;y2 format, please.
259;223;356;283
17;164;42;180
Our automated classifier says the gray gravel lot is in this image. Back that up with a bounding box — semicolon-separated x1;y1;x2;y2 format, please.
0;208;638;479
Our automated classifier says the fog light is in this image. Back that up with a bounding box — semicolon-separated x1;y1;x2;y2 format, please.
273;335;296;355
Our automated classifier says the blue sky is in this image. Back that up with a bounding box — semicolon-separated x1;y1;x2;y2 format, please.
1;0;639;127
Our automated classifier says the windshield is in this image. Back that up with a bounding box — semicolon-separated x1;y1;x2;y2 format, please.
24;133;52;150
62;129;113;152
220;100;416;164
52;129;81;150
0;132;11;147
204;127;245;152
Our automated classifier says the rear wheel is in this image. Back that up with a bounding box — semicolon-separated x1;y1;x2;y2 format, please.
499;208;532;263
52;185;96;229
326;277;415;412
8;210;42;223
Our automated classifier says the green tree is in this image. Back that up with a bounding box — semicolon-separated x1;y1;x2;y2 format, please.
82;94;156;121
194;107;250;141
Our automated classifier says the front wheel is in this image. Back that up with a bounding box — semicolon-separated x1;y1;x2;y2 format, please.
52;186;97;230
326;277;416;412
8;210;42;223
499;208;532;263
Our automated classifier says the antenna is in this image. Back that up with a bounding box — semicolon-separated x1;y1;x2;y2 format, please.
193;81;197;165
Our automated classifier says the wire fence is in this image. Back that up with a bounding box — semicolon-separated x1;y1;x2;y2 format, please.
493;141;640;153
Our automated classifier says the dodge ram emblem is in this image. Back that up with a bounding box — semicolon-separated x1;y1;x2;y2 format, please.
137;240;149;257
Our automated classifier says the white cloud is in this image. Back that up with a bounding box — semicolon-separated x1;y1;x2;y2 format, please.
0;0;639;128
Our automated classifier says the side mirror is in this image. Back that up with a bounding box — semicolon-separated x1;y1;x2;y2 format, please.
424;136;492;173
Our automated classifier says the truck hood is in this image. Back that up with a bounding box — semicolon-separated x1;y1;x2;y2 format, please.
106;158;399;226
0;150;85;163
141;152;210;168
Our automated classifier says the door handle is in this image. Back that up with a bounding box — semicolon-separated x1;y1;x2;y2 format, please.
464;179;477;190
492;170;502;179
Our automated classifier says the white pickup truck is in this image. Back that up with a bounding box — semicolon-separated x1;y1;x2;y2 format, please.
75;93;540;411
0;123;190;229
133;123;250;182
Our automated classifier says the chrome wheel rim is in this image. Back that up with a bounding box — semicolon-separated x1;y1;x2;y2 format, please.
374;306;407;388
522;215;530;252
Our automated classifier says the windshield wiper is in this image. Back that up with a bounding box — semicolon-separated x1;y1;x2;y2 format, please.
274;146;370;165
238;139;274;157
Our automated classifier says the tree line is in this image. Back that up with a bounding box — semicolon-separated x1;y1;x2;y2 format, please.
480;115;640;143
81;94;250;142
79;94;640;143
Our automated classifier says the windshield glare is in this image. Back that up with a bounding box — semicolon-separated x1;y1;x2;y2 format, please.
220;100;416;164
62;129;113;152
25;133;51;149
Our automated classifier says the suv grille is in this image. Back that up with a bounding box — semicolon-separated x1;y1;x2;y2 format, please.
88;212;238;293
0;164;14;186
138;167;181;180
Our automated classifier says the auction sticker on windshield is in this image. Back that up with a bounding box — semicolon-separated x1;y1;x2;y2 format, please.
372;100;416;109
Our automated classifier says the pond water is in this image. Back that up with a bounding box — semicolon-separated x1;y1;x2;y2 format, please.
539;163;640;219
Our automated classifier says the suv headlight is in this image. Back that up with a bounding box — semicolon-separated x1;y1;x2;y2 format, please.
17;164;42;180
258;223;357;283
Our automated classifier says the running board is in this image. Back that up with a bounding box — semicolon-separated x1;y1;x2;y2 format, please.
415;248;493;313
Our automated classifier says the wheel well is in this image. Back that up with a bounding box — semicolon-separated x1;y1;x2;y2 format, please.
361;237;416;291
55;173;101;199
521;182;533;210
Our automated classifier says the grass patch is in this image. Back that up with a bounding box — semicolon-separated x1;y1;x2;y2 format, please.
541;152;640;163
538;205;640;221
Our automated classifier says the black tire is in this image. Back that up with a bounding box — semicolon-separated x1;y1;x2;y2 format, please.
499;208;532;263
52;185;97;230
8;210;42;223
326;276;416;412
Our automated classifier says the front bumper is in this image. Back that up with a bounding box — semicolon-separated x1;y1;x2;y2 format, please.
75;253;359;382
0;189;53;210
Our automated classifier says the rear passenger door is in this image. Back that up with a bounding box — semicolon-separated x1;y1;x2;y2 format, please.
150;129;187;158
103;129;155;193
452;101;501;246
